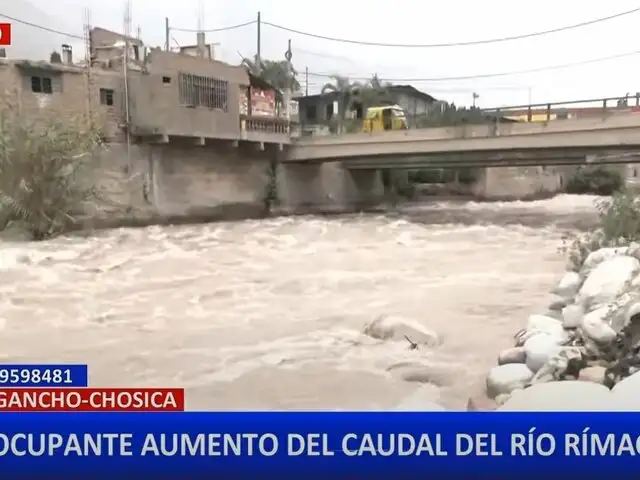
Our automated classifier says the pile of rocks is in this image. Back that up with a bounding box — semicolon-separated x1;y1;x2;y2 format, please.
479;243;640;411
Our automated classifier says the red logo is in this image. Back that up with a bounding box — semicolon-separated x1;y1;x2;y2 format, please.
0;23;11;46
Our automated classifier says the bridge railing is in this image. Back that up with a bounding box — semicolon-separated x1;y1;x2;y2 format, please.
481;94;640;123
296;94;640;137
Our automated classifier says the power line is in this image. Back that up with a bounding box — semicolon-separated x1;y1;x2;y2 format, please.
263;7;640;48
306;49;640;82
170;20;256;33
0;13;84;39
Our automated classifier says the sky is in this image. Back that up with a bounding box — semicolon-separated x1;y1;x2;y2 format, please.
4;0;640;108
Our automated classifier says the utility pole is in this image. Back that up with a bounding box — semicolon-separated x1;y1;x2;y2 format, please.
305;66;309;96
284;39;293;121
164;17;169;52
256;11;262;74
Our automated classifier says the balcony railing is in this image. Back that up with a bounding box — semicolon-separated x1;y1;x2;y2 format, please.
240;115;291;135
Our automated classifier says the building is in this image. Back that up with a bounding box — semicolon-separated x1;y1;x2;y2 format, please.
0;26;293;223
295;84;437;127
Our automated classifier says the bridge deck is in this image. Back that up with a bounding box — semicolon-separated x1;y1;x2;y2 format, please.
287;113;640;165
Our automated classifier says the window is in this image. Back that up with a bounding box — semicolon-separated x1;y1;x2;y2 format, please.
31;76;53;94
305;104;317;121
162;76;171;84
99;88;114;106
178;73;228;111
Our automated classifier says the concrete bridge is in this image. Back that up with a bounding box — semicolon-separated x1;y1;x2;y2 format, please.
276;111;640;213
286;113;640;167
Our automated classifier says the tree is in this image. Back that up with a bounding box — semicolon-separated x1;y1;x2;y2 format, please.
320;75;362;132
50;51;62;63
0;110;107;240
241;55;300;92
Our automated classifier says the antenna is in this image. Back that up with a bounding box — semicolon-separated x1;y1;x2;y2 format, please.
197;0;204;32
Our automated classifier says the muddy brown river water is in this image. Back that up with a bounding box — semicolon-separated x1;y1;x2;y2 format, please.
0;195;603;410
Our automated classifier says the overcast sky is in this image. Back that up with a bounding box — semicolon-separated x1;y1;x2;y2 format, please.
5;0;640;107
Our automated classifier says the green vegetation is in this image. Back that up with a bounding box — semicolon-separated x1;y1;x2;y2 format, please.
565;166;624;196
562;190;640;271
241;55;300;92
0;113;105;240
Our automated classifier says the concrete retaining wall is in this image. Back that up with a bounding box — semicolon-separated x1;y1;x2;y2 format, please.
83;142;271;228
471;166;564;200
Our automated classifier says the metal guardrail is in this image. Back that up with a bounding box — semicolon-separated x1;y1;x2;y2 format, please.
480;94;640;122
296;94;640;136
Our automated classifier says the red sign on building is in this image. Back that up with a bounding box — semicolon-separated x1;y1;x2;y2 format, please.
0;23;11;46
251;88;276;117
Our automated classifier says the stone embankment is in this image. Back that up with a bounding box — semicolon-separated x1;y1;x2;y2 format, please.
478;244;640;411
360;244;640;411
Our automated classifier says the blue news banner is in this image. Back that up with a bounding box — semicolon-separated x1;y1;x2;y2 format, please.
0;413;639;479
0;364;88;387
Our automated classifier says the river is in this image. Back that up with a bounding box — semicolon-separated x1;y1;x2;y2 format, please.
0;194;603;410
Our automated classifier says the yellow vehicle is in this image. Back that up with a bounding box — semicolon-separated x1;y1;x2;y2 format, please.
362;105;408;133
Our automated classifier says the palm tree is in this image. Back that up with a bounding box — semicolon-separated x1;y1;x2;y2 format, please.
320;75;369;132
241;55;300;92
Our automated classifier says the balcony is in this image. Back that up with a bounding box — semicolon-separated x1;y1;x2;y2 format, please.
240;115;292;145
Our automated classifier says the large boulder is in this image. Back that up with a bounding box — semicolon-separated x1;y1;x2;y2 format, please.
580;246;629;277
498;381;612;411
551;271;581;299
486;364;534;399
576;255;640;311
524;335;563;373
580;306;617;344
497;346;527;365
515;315;568;346
363;315;440;346
561;304;584;329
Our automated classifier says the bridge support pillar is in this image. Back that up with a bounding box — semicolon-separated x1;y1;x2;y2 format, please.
275;162;384;214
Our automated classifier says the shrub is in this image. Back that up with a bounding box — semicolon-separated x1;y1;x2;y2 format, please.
0;114;105;240
561;190;640;270
565;166;624;195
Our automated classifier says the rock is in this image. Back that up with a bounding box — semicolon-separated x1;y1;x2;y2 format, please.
577;255;640;311
393;386;446;411
530;346;584;383
467;393;498;411
610;372;640;410
524;335;563;373
525;314;563;333
498;381;612;411
626;301;640;324
581;306;616;344
551;271;581;299
486;364;534;399
580;247;629;277
548;298;569;312
578;366;607;385
561;304;584;329
497;346;527;365
543;310;562;321
363;315;440;346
